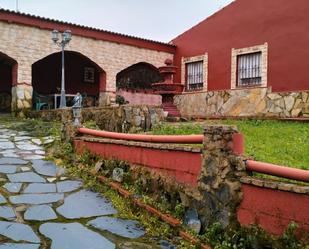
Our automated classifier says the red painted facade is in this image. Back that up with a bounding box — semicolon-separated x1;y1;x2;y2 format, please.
238;184;309;236
172;0;309;92
73;139;202;186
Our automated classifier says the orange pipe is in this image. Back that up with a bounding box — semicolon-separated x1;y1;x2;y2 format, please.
246;160;309;182
78;127;204;144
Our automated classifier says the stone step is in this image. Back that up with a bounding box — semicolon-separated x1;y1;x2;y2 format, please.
162;101;181;117
166;116;181;122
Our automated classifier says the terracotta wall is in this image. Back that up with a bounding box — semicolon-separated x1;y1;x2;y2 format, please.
73;128;309;237
238;183;309;236
74;138;202;186
172;0;309;92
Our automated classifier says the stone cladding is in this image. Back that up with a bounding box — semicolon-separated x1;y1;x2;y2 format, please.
174;87;309;118
0;21;173;114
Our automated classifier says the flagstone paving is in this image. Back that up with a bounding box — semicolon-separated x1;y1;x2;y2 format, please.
0;244;40;249
39;223;115;249
24;205;57;221
88;217;146;239
0;121;173;248
0;206;16;220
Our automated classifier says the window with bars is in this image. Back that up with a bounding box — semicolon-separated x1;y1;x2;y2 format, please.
237;52;262;87
84;67;95;83
186;61;203;91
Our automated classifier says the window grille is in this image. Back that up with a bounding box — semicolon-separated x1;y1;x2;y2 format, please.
186;61;203;91
84;67;95;83
237;52;262;86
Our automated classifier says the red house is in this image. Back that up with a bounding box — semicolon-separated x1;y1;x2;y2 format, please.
171;0;309;118
0;0;308;118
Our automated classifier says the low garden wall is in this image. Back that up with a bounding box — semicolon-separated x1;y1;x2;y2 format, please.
74;137;202;186
28;105;165;132
238;177;309;236
73;124;309;237
174;87;309;118
117;89;162;105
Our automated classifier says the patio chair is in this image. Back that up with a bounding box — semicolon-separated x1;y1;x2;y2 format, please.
32;91;50;111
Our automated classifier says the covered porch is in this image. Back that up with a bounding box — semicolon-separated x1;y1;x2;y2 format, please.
31;51;106;110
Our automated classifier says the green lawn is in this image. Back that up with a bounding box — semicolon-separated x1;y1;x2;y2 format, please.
150;120;309;170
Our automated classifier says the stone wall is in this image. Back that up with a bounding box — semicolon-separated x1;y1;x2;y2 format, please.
0;92;11;112
73;124;309;236
11;84;33;117
174;87;309;118
74;124;247;231
197;126;246;229
0;21;173;113
27;105;165;132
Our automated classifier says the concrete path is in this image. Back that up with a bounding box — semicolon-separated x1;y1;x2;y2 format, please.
0;121;175;249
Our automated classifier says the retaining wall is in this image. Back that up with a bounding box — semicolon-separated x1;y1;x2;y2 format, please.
73;125;309;237
74;137;202;186
28;105;165;132
174;88;309;118
238;176;309;236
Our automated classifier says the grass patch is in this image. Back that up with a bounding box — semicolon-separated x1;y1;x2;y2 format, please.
1;116;61;138
151;120;309;170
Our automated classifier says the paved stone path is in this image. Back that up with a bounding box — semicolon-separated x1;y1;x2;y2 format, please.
0;122;175;249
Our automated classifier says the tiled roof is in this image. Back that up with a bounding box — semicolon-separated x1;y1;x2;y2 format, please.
0;8;175;48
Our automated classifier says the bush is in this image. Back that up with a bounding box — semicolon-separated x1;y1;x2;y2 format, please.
115;95;126;105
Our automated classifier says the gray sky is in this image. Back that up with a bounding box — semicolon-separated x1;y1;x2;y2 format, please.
0;0;234;42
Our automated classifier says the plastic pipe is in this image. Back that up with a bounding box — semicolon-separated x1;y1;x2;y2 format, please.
246;160;309;182
78;127;204;144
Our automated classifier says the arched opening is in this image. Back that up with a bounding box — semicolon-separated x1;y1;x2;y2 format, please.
116;62;163;105
32;51;105;108
0;52;17;112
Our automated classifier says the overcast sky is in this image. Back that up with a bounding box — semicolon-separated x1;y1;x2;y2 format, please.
0;0;234;42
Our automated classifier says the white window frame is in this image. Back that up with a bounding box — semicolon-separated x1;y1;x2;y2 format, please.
231;43;268;89
181;53;208;92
